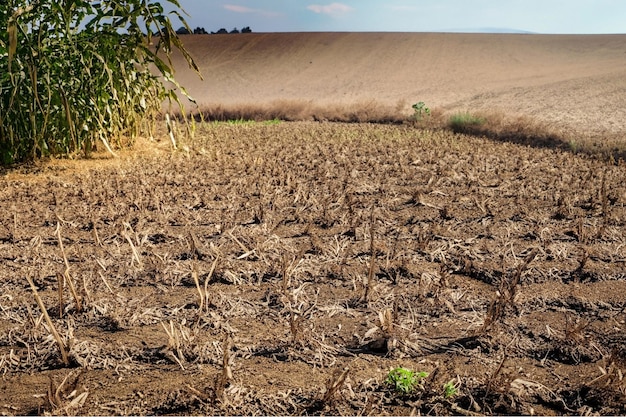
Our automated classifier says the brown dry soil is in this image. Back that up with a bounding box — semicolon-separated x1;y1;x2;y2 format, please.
1;122;626;415
1;33;626;416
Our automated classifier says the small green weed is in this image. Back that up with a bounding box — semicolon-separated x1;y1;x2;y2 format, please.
385;367;428;394
448;112;486;130
263;118;282;125
412;102;431;121
209;119;253;126
568;139;580;153
443;380;459;399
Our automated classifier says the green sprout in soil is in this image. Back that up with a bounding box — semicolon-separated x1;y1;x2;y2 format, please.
443;380;459;399
385;367;429;394
412;102;431;121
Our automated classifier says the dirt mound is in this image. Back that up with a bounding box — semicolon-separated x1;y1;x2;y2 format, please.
171;32;626;134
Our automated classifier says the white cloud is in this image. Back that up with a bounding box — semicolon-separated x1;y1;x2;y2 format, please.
224;5;253;13
223;4;281;17
307;3;354;16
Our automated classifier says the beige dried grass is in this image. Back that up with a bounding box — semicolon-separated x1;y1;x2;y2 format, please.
189;99;408;124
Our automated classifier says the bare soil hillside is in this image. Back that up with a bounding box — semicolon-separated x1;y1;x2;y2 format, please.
172;32;626;136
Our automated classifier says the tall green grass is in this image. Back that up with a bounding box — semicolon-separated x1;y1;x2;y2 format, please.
0;0;199;164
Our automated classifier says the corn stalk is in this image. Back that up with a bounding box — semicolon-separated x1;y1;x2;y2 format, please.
0;0;200;164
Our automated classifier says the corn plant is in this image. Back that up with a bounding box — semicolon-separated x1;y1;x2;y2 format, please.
0;0;200;164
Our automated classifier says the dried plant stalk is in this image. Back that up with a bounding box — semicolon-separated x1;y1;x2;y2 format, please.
63;270;82;313
91;218;102;247
122;230;143;269
193;257;218;318
188;230;206;260
288;302;315;344
222;334;234;382
215;333;233;402
322;367;350;405
98;271;115;294
289;309;300;343
229;230;255;259
56;223;82;312
204;256;218;305
165;113;177;150
363;205;377;303
281;254;290;294
192;262;204;313
57;272;64;318
46;371;88;414
161;320;186;370
56;223;71;271
12;210;18;242
507;248;538;302
597;170;610;239
481;248;538;333
26;275;70;366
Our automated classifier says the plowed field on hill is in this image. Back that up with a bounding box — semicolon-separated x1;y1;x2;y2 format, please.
172;32;626;137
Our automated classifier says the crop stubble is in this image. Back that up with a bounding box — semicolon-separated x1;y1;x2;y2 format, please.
0;122;625;415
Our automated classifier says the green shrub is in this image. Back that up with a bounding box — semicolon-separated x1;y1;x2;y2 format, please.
448;112;486;131
0;0;199;164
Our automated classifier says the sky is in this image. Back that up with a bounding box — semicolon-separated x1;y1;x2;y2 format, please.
170;0;626;34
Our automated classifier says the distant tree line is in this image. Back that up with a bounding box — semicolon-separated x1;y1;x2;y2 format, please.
176;26;252;35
